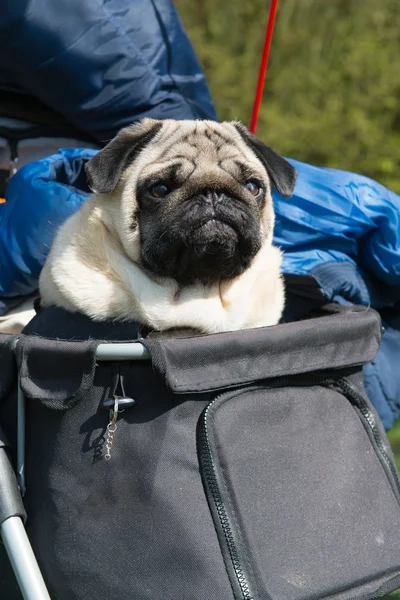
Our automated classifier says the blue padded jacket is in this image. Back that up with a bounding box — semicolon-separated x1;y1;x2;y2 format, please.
0;0;217;142
1;151;399;430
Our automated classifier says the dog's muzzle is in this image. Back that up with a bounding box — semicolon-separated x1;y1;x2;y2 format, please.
141;190;262;285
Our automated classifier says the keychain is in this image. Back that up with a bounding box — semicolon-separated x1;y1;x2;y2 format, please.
105;397;119;460
103;373;136;460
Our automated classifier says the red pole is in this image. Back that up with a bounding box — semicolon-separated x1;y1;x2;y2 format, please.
249;0;279;134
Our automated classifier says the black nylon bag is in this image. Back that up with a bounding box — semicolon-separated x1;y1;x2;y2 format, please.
1;305;400;600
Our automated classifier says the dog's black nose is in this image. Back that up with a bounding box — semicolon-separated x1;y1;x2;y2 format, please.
198;190;223;205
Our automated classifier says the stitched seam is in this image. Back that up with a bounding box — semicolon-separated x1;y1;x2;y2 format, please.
150;0;193;115
92;0;155;70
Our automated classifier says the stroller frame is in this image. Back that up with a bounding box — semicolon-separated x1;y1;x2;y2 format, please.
0;340;150;600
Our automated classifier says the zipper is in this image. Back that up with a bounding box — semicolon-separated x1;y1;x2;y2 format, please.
198;373;400;600
198;389;259;600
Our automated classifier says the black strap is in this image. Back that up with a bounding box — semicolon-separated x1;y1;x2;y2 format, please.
16;336;100;410
0;334;17;401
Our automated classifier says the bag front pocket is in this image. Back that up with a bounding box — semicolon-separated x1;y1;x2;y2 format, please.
197;379;400;600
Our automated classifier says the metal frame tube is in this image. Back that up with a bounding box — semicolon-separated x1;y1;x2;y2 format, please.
10;340;150;600
16;342;149;494
96;342;150;361
17;383;26;496
1;516;51;600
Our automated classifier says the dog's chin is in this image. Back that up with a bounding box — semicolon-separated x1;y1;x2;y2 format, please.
141;218;261;285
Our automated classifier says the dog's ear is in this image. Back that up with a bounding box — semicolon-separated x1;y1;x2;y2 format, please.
85;119;163;194
234;123;297;198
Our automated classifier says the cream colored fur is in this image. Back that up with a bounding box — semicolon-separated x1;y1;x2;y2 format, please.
0;297;37;334
35;119;286;334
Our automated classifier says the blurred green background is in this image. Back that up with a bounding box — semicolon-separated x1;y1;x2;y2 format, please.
176;0;400;193
176;0;400;595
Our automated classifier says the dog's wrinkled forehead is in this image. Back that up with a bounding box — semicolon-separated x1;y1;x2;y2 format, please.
130;121;265;193
85;118;297;198
135;120;263;182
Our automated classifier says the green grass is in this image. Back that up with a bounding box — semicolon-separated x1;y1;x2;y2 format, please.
388;420;400;472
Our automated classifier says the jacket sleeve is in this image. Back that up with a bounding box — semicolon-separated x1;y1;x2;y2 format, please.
0;0;217;142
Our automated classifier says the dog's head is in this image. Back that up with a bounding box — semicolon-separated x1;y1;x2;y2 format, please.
86;119;297;285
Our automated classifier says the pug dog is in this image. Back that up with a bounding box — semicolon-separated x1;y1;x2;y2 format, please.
38;119;297;334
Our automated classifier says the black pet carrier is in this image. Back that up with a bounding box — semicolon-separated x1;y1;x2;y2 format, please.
1;304;400;600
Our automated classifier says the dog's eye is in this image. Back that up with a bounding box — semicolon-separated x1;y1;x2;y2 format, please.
149;183;169;198
245;180;262;197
